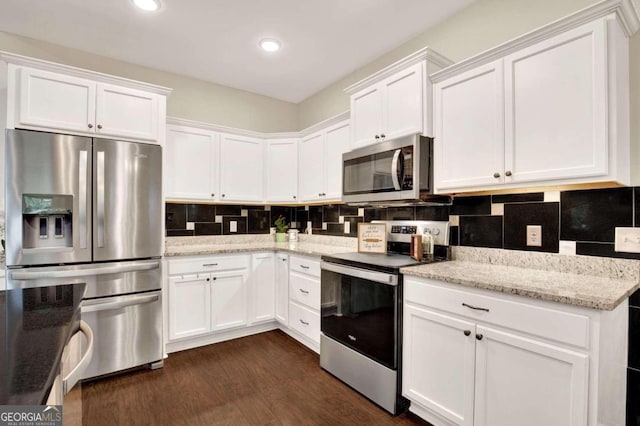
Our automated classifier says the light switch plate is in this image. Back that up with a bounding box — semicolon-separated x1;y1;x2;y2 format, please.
615;227;640;253
230;221;237;233
344;222;350;234
526;225;542;247
186;222;195;230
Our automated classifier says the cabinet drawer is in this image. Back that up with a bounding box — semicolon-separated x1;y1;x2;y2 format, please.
168;255;250;276
289;256;320;277
289;271;320;310
405;278;590;349
289;301;320;344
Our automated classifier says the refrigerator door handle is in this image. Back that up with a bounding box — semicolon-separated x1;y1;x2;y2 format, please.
62;320;94;394
10;260;160;280
97;150;105;248
78;150;88;249
81;293;159;313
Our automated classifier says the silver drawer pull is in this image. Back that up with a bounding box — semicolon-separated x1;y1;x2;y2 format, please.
300;265;310;269
299;288;309;294
462;302;490;313
203;263;218;267
299;319;309;326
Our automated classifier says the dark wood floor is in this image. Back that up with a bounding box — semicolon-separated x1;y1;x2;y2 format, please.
82;330;431;425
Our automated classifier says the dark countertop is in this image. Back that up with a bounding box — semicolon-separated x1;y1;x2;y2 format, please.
0;283;85;405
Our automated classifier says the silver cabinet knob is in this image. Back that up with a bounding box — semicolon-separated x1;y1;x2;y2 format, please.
87;123;94;129
97;124;102;130
505;171;512;177
493;172;500;178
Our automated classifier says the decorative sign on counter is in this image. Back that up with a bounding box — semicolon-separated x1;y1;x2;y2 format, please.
357;223;387;253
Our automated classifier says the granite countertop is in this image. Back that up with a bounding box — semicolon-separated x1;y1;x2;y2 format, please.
0;283;85;405
401;247;640;311
165;239;358;258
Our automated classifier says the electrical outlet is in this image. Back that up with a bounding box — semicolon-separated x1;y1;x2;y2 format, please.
344;222;350;234
230;221;237;233
615;227;640;253
526;225;542;247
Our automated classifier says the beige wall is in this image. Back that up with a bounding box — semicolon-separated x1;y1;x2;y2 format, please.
297;0;600;128
0;31;298;133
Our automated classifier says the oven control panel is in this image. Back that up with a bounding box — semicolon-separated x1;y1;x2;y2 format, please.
374;220;450;246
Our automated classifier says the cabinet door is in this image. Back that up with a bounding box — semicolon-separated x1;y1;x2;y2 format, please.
250;253;275;323
219;134;264;202
265;138;298;203
17;67;96;133
324;121;349;200
473;325;588;426
403;304;476;426
382;62;424;140
351;85;382;149
434;61;504;191
299;132;325;201
165;126;218;201
504;20;607;184
169;274;212;340
211;269;248;331
275;253;289;326
96;83;159;141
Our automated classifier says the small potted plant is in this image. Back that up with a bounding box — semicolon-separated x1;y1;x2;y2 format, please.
274;215;289;243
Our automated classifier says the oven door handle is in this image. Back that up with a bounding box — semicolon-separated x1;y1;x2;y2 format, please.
321;261;398;286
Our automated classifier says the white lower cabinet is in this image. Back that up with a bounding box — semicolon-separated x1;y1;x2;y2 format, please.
250;253;275;324
166;252;322;354
275;253;289;326
403;276;626;426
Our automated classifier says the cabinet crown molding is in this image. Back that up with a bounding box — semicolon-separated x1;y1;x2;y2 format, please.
343;47;453;95
167;110;350;139
0;51;172;96
431;0;640;83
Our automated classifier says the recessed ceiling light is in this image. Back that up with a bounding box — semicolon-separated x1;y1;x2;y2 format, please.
133;0;160;12
260;39;281;52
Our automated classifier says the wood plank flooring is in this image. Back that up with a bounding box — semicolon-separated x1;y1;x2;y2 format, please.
82;330;431;425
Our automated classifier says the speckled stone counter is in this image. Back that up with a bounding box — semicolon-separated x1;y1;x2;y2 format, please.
401;247;640;311
165;234;358;258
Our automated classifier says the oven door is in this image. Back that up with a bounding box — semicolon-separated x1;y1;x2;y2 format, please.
320;261;398;369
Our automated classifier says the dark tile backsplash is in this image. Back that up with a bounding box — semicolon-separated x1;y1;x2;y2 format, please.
560;187;633;242
459;216;503;249
450;195;491;216
165;185;639;259
503;202;559;253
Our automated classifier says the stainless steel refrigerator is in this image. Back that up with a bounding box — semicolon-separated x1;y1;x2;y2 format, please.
5;129;164;380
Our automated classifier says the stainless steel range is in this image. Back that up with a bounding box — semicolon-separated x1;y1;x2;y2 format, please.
320;220;449;415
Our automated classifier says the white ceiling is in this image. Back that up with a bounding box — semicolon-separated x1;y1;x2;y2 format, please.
0;0;475;103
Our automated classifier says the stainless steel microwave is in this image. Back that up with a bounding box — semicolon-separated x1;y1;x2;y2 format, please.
342;134;438;204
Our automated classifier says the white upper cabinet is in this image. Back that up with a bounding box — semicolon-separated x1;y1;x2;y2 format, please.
16;68;96;134
346;48;452;150
266;138;298;203
434;61;505;190
6;59;169;143
299;120;349;202
433;15;630;193
95;83;159;141
165;125;219;201
219;133;264;202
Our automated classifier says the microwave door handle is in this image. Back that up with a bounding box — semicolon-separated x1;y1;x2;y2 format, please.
78;150;88;249
391;149;402;190
97;151;105;248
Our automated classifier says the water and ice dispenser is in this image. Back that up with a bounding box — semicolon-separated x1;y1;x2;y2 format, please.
22;194;73;250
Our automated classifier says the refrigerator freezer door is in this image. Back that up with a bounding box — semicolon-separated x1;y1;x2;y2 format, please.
5;129;92;266
81;290;163;380
92;138;162;261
